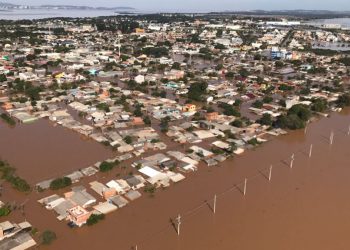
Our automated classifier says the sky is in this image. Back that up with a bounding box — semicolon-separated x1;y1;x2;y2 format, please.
5;0;350;12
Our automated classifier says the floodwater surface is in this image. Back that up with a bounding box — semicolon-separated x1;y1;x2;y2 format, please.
0;118;113;183
2;110;350;250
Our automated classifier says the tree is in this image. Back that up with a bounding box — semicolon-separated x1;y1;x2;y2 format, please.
50;177;72;190
160;116;171;132
276;114;305;130
172;62;181;70
99;161;116;172
300;88;311;95
96;103;110;112
40;230;57;245
336;94;350;108
87;214;105;226
123;136;133;144
220;103;241;117
0;205;11;217
288;104;311;122
187;81;208;102
214;43;226;50
239;68;249;78
257;113;272;126
230;119;243;128
275;61;284;68
143;116;151;125
0;74;7;82
252;100;263;109
262;96;273;103
311;98;328;112
133;104;143;117
216;29;223;37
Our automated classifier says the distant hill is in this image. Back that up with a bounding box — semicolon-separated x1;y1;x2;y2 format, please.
209;9;350;18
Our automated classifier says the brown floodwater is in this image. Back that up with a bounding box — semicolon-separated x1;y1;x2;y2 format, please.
2;110;350;250
0;118;113;183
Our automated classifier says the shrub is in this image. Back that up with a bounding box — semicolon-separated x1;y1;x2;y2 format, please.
99;161;116;172
0;205;11;217
40;230;57;245
87;214;105;226
50;177;72;190
0;113;16;126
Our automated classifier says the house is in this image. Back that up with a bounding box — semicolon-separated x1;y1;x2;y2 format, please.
102;188;117;200
106;180;126;194
64;187;96;208
182;104;196;112
132;117;144;126
1;102;13;110
125;175;145;190
205;112;219;121
109;195;129;208
0;232;36;250
134;75;145;84
67;206;91;227
93;202;118;214
124;190;142;201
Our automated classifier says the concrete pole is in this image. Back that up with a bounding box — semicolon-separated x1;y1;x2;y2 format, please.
309;144;313;158
243;178;247;196
290;154;294;168
330;131;334;145
176;214;181;236
213;194;217;214
348;125;350;136
304;125;308;135
268;165;272;181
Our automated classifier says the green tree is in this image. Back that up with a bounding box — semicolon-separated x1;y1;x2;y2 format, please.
143;116;152;125
187;82;208;101
124;136;133;144
288;104;311;122
336;94;350;108
257;113;272;126
50;177;72;190
252;100;263;109
40;230;57;245
87;214;105;226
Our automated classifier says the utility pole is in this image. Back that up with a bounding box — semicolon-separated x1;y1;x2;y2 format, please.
268;165;272;181
309;144;313;158
213;194;217;214
176;214;181;236
290;154;295;168
330;131;334;145
243;178;247;196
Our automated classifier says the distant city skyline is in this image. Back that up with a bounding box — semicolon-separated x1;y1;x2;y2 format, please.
4;0;350;12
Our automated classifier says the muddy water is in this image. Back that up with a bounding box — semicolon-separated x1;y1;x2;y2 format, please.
0;118;113;183
2;110;350;250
